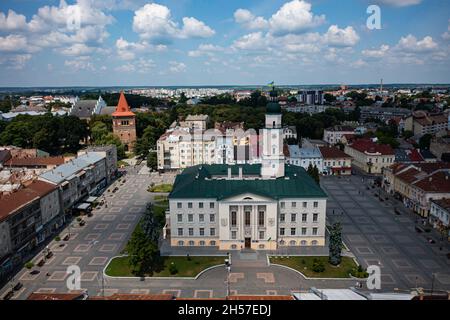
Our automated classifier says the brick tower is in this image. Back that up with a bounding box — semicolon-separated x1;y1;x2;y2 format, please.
112;91;137;152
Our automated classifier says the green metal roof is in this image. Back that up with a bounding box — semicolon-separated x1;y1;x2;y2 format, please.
266;102;281;114
169;164;327;200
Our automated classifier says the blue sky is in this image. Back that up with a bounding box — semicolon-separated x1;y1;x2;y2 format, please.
0;0;449;86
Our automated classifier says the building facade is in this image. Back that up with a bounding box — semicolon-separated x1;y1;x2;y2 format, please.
323;126;355;145
319;146;352;176
344;139;395;174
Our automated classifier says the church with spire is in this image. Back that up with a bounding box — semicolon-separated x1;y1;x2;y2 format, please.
166;87;328;251
112;91;137;152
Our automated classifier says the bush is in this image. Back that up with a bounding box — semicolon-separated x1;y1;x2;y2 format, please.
55;236;61;241
312;259;325;273
76;217;82;222
169;262;178;275
350;265;369;278
25;262;34;269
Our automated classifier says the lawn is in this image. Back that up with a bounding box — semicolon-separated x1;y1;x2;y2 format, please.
153;195;169;208
148;184;173;193
105;255;226;277
269;256;359;278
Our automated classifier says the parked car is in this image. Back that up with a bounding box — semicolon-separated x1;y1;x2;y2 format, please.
13;282;23;291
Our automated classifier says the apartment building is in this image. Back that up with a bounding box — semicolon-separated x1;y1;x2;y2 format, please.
429;199;450;239
404;112;449;136
323;126;356;145
319;146;352;176
285;145;323;172
344;139;395;174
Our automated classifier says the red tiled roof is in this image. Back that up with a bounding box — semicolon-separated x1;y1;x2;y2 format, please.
0;180;57;222
431;198;450;211
90;294;174;300
348;139;394;156
413;170;450;193
4;156;65;167
396;167;423;184
319;146;351;159
27;292;85;300
409;149;424;162
112;91;135;117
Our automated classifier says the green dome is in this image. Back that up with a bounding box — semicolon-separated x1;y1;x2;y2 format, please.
266;102;281;114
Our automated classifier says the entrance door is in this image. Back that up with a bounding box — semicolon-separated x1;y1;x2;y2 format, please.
244;238;251;249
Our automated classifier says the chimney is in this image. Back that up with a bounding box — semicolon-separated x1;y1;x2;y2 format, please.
227;167;232;179
239;167;243;179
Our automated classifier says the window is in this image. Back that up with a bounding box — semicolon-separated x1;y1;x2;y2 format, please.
188;228;194;236
280;214;285;222
210;228;216;236
177;202;182;209
199;202;204;209
177;240;184;246
177;214;182;222
258;211;265;226
199;228;205;236
258;244;265;249
311;240;318;246
210;240;216;246
188;240;194;246
291;213;296;222
313;202;318;208
289;240;296;246
302;213;307;222
178;228;183;236
280;202;285;209
290;228;296;236
280;228;285;236
210;202;215;209
259;231;265;240
313;213;318;222
199;214;204;222
231;244;237;249
231;231;237;239
188;202;193;209
312;227;318;235
188;214;193;222
210;214;215;222
231;211;237;227
303;202;307;208
199;240;205;246
245;211;251;226
300;240;307;246
301;227;307;235
291;202;296;208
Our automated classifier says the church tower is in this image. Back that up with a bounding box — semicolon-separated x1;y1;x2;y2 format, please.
261;88;285;179
112;91;137;152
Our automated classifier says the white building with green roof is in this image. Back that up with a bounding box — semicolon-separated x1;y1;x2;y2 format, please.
167;90;328;251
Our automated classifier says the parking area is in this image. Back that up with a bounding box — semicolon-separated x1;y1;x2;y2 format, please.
321;174;450;292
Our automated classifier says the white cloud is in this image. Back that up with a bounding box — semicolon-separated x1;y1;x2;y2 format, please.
442;20;450;40
115;58;155;73
323;25;359;47
377;0;422;7
3;54;32;70
268;0;325;36
362;44;390;58
64;56;95;71
59;43;94;56
232;32;267;51
132;3;214;43
0;10;28;31
115;37;166;60
0;34;29;52
396;34;438;52
233;9;268;31
188;43;223;57
350;59;368;68
169;61;186;73
180;17;215;38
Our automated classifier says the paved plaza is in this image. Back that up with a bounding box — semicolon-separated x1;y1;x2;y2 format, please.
322;175;450;292
1;169;449;299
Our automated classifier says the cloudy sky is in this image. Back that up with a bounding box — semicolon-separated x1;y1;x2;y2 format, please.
0;0;449;86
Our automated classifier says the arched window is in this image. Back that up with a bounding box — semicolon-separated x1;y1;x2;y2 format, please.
311;240;318;246
177;240;184;246
188;240;195;246
289;240;296;246
199;240;205;246
210;241;216;246
300;240;307;246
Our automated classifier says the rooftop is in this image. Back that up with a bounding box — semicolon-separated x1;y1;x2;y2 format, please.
112;91;135;117
287;145;321;159
4;156;65;167
169;164;327;200
348;139;394;156
431;198;450;211
319;146;351;159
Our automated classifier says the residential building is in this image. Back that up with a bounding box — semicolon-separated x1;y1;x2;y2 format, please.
285;145;323;172
3;156;65;170
319;146;352;176
404;111;449;136
112;92;137;152
430;137;450;161
429;199;450;239
180;114;209;131
78;145;118;183
296;90;324;105
359;106;411;123
344;139;395;174
323;126;355;145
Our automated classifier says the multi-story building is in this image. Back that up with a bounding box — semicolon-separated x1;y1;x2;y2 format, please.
69;96;107;121
167;90;327;250
404;111;449;136
285;145;323;172
344;139;395;174
112;92;137;152
430;137;450;161
429;199;450;239
359;107;411;123
319;146;352;176
296;90;324;105
323;126;356;145
78;145;117;183
382;162;450;217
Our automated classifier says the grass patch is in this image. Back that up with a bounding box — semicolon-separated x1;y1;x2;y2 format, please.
148;184;173;193
270;256;358;278
105;256;225;277
118;160;129;167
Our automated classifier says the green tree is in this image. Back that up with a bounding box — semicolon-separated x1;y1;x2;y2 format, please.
329;222;343;266
147;151;158;170
126;223;160;276
419;134;432;150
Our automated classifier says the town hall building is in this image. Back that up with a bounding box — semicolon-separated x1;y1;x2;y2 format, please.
167;90;328;250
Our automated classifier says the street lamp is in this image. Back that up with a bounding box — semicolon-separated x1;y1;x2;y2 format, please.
225;253;231;297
